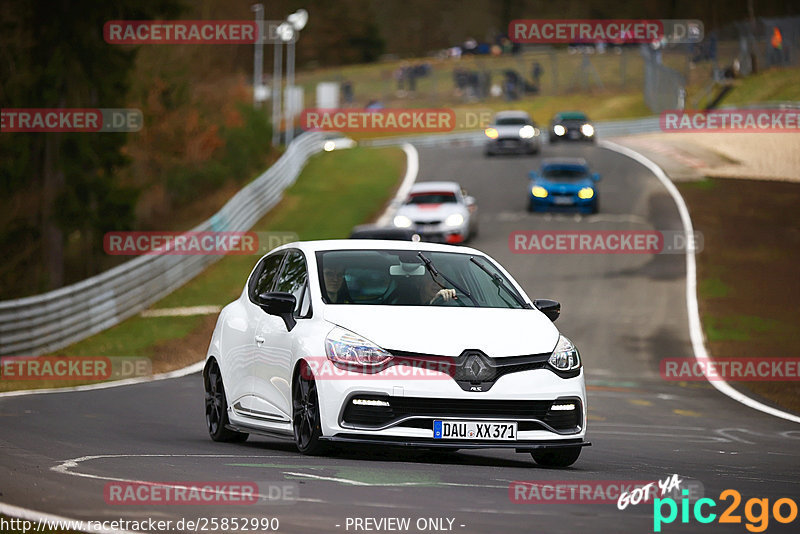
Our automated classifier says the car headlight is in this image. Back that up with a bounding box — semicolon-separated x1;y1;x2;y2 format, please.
553;125;566;136
581;124;594;137
578;187;594;199
444;213;464;227
484;127;499;139
393;215;413;228
325;326;393;368
548;335;581;371
323;140;336;152
519;125;535;139
531;186;548;198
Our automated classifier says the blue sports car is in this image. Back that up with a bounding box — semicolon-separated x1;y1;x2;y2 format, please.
528;158;600;214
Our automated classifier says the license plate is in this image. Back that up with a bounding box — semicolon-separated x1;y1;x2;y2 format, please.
553;196;574;205
433;420;517;440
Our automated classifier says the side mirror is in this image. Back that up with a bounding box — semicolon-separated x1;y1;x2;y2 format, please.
592;173;601;182
465;195;476;206
255;291;297;331
533;299;561;322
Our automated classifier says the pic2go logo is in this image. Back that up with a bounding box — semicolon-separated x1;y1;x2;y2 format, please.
654;489;798;532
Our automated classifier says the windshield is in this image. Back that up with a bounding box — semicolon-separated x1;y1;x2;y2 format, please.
495;117;529;125
406;192;457;204
542;167;589;181
316;249;527;308
556;113;588;122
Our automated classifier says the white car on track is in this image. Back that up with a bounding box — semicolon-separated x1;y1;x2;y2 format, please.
391;182;478;244
204;239;589;467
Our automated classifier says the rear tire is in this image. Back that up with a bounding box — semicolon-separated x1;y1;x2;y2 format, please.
204;360;248;443
531;446;581;467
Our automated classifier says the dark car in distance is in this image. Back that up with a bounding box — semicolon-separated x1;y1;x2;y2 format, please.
549;111;595;143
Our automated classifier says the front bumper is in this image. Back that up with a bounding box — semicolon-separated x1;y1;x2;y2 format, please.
550;127;594;142
486;137;539;154
314;366;587;448
411;223;468;243
321;435;591;451
529;194;597;213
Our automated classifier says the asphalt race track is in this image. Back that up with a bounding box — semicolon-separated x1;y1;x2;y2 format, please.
1;142;799;534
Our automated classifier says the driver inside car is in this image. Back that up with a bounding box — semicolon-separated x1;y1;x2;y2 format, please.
420;275;457;305
323;263;353;303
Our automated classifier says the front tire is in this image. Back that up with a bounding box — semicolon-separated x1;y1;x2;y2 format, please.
204;360;248;443
531;446;581;467
292;362;327;455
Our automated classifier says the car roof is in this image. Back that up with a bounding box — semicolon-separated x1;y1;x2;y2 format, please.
408;181;461;193
493;110;531;120
349;225;418;241
275;239;485;256
541;157;588;168
554;111;588;121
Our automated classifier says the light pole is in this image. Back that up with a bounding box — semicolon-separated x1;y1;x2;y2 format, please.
284;9;308;146
251;4;264;109
271;25;284;147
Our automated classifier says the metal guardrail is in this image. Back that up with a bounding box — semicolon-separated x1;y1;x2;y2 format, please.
0;131;327;357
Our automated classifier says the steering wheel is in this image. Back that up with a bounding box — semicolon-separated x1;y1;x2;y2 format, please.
430;292;465;306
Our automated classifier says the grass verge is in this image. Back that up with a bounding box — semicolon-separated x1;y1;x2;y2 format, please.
0;146;406;393
678;177;800;414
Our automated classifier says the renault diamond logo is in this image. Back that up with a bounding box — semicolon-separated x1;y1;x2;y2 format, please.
467;356;484;377
459;351;494;382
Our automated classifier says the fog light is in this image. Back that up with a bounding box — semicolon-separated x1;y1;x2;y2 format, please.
551;403;576;411
352;399;390;407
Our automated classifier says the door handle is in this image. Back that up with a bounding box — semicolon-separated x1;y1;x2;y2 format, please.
255;335;265;345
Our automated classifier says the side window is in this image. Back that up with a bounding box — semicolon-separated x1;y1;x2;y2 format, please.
248;252;285;301
273;250;309;316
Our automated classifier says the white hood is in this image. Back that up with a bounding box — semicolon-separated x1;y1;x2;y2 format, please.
323;305;559;357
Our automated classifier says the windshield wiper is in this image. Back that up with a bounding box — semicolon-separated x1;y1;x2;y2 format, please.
417;252;476;304
469;256;532;309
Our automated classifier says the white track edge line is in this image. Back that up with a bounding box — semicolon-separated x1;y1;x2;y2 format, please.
375;143;420;226
0;361;204;398
599;139;800;424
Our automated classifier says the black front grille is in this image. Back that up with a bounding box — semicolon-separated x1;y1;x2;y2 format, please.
341;395;582;433
389;349;552;392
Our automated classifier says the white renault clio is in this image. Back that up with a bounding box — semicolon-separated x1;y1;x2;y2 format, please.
204;240;589;467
